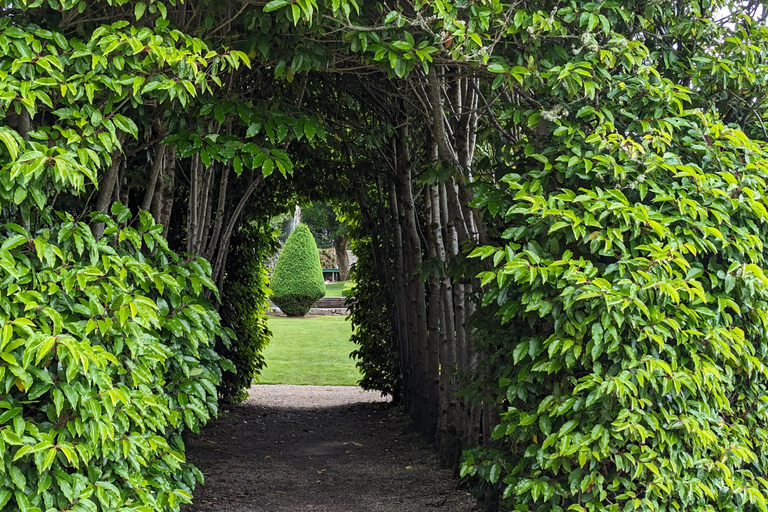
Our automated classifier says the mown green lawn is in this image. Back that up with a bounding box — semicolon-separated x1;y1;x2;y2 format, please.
256;316;361;386
324;280;353;297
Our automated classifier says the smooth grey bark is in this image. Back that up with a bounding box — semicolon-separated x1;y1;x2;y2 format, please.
118;159;129;208
424;182;441;446
389;179;412;411
396;123;434;437
19;110;31;141
211;174;263;289
186;155;201;253
204;163;230;261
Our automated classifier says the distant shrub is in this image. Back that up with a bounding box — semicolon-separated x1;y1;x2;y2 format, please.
341;282;355;297
270;224;325;316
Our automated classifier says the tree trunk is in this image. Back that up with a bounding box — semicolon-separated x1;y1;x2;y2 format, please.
141;141;167;212
389;179;412;413
425;181;442;443
395;123;432;438
151;144;176;238
333;235;350;281
204;163;231;261
212;174;263;291
92;134;127;239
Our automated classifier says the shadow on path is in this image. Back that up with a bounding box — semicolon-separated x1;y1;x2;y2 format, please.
182;385;478;512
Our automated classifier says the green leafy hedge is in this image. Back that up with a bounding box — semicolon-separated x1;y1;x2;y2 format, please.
0;204;227;511
218;218;280;404
341;282;355;297
457;2;768;509
464;103;768;509
349;238;400;401
270;224;325;317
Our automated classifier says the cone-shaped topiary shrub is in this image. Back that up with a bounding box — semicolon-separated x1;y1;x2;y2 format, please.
271;224;325;316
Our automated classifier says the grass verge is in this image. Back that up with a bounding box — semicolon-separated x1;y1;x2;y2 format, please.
324;280;353;297
257;316;361;386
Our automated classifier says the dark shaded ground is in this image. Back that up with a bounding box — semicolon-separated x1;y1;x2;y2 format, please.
182;385;479;511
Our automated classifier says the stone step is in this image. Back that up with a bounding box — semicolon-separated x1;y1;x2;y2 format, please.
315;296;348;308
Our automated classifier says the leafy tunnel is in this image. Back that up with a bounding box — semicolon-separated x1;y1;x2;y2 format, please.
2;0;768;510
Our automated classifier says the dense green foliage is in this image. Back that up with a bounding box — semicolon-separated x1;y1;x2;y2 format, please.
0;206;227;511
459;2;768;511
270;224;325;316
341;282;354;297
5;0;768;508
0;1;247;509
218;218;281;404
349;239;399;401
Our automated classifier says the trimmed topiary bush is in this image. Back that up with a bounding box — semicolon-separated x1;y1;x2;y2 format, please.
270;224;325;316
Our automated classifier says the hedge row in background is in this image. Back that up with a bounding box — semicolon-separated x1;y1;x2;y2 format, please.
348;238;400;401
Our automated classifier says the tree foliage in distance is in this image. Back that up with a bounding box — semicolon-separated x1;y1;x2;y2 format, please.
460;2;768;510
270;224;325;316
302;202;347;250
302;202;352;280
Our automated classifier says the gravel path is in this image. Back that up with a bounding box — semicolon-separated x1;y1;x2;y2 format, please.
182;384;478;511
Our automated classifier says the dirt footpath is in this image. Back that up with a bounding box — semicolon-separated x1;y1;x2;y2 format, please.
182;385;478;512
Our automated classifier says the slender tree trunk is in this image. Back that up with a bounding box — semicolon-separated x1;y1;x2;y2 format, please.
92;134;127;239
389;179;412;414
186;155;201;253
199;166;215;253
425;182;442;447
212;174;263;290
151;145;176;239
19;110;31;141
396;123;432;437
204;163;231;261
141;141;167;212
118;159;129;209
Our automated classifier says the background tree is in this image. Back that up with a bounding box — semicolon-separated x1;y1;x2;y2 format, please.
302;202;351;280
